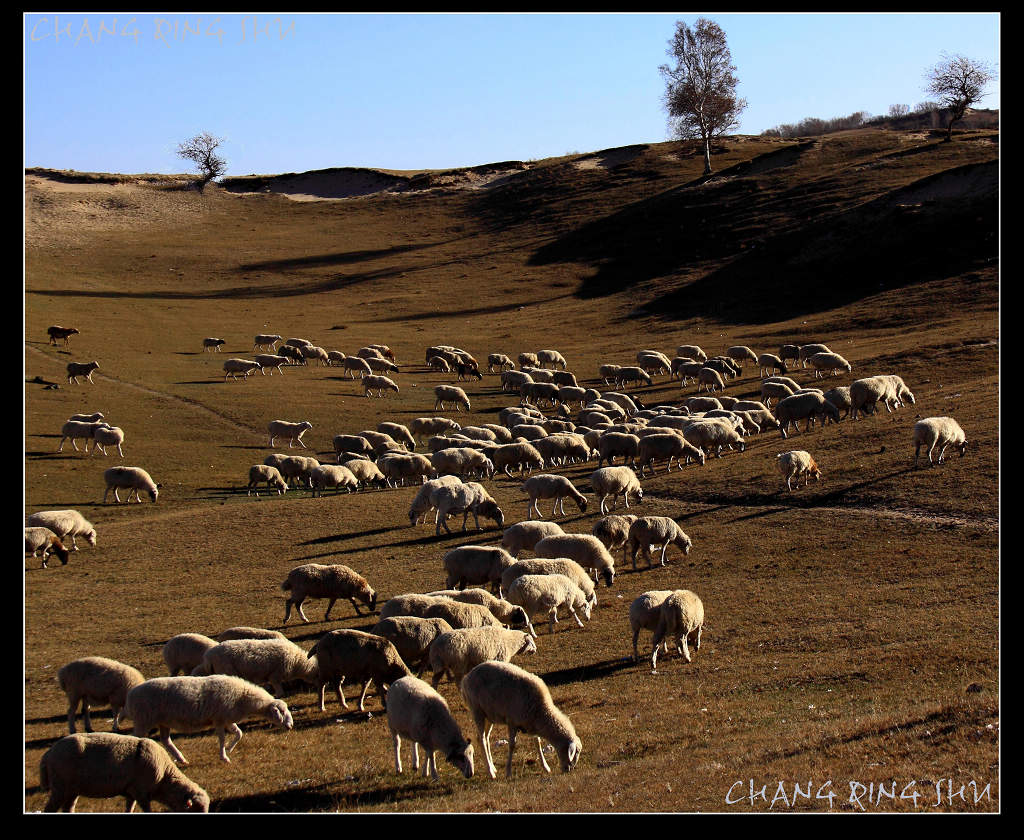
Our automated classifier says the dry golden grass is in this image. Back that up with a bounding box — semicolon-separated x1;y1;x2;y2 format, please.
24;129;998;812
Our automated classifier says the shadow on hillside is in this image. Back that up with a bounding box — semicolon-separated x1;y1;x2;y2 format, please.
371;293;574;323
236;243;439;272
215;780;446;812
541;657;637;687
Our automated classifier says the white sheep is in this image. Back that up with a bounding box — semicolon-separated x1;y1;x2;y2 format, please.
282;563;377;623
434;384;472;412
682;419;746;458
521;474;588;520
460;661;582;780
776;451;823;490
371;616;455;675
38;732;210;812
57;656;146;734
163;633;219;676
628;590;674;662
67;360;100;384
386;676;475;780
90;425;125;457
488;353;516;373
68;411;105;423
202;337;226;352
696;366;726;393
428;627;537;686
591;513;638;553
342;356;373;378
307;629;412;713
536;349;568;369
58;419;109;452
103;466;160;503
518;351;540;368
216;627;288;642
505;574;592;636
650;590;705;671
798;343;831;367
378;452;436;487
341;458;387;489
377;421;416;450
48;325;80;346
327;350;347;366
125;674;294;764
726;345;758;365
222;358;261;381
635;432;707;474
774;393;840;438
424;588;536;636
26;509;97;551
431;481;504;535
500;520;565;557
25;526;70;568
624;516;693;570
247;464;288;496
407;475;463;526
285;337;313;348
333;433;375;459
676;344;707;362
310;464;360;496
191;638;322;698
757;353;788;377
363;374;400;398
823;386;853;420
849;375;914;419
807;351;852;378
267;419;312;449
366;357;400;375
442;545;517;591
913;417;968;466
253;334;282;351
410;416;462;445
614;366;653;388
500;557;597;611
533;533;616;588
272;454;321;488
589;466;643;514
760;380;795;406
431;447;495;480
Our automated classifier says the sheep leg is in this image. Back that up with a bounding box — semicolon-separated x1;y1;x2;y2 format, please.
334;679;349;710
358;680;372;712
348;597;364;616
324;598;337;620
549;607;559;634
393;732;404;773
478;720;497;780
537;737;552;773
66;695;81;733
660;543;670;566
680;633;692;663
505;726;519;779
569;605;584;628
161;726;189;765
80;699;94;733
694;625;702;650
296;600;310;623
600;494;609;515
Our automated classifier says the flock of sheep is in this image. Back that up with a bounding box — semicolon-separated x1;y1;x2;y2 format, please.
29;330;969;812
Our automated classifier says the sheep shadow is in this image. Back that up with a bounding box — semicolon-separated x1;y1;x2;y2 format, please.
173;380;224;385
540;657;638;687
299;526;395;546
215;779;447;812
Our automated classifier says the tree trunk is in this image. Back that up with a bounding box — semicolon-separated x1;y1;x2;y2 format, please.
703;135;712;174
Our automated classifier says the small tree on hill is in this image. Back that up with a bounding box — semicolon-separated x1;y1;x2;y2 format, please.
888;103;910;118
660;18;747;175
924;53;996;141
177;132;227;190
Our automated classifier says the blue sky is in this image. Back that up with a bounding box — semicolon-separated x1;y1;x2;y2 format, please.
24;12;1000;175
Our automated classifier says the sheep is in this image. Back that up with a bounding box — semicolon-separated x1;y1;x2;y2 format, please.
480;423;514;443
596;431;639;468
757;353;788;376
628;590;674;662
726;345;759;366
410;416;462;444
67;360;100;384
431;447;494;480
431;481;504;535
518;351;539;368
386;676;475;780
776;450;823;491
103;466;161;503
488;353;516;373
341;458;387;489
676;344;707;362
706;356;741;379
461;661;582;780
760;380;795;406
614;366;653;389
362;373;400;398
247;464;289;496
427;351;458;371
277;344;306;364
500;558;598;610
798;343;831;367
25;526;70;568
637;350;672;376
267;419;313;449
307;629;412;712
333;434;375;460
505;574;592;636
371;616;455;675
685;396;722;413
38;732;210;813
696;366;726;393
650;590;704;671
589;466;644;515
624;516;693;570
425;588;536;635
779;344;800;364
202;337;226;352
706;409;759;435
253;334;282;351
326;350;348;367
520;381;560;407
68;411;105;423
485;442;540;479
774;392;840;438
532;433;590;468
849;375;915;419
58;419;108;452
215;627;287;642
913;417;968;466
510;423;549;442
500;520;565;557
125;675;294;764
368;343;396;361
379;594;451;622
357;346;386;361
377;421;416;450
310;464;360;496
250;353;287;377
26;509;97;551
807;351;852;378
500;404;544;425
191;638;322;698
285;338;313;348
434;384;472;412
636;432;707;474
443;545;517;591
340;356;371;378
57;656;145;734
162;634;218;676
591;513;638;553
521;474;588;520
598;363;622;384
535;349;567;370
820;385;852;421
533;534;616;588
272;454;320;488
378;452;436;487
281;563;377;623
455;360;483;381
48;325;80;346
408;475;463;525
682;419;746;458
428;627;537;687
222;358;261;381
738;407;780;433
90;424;125;457
550;370;578;388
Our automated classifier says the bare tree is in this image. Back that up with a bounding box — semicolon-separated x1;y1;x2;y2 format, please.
924;53;996;141
660;18;747;175
888;103;910;118
176;132;227;190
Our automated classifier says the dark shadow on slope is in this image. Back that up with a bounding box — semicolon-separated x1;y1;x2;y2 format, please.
236;243;438;272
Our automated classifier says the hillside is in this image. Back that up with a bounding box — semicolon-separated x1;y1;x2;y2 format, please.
24;128;998;812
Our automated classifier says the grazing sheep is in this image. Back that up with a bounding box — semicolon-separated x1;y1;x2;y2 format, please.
822;386;852;421
636;432;707;474
757;353;788;376
696;367;726;393
779;344;800;364
386;677;475;780
598;363;623;384
342;356;373;379
408;475;463;526
596;432;640;468
192;638;322;698
68;411;105;423
26;509;97;551
676;344;707;362
807;351;852;378
500;558;597;611
377;452;436;487
461;661;582;780
532;433;590;468
372;616;455;675
410;416;462;444
625;516;693;570
590;466;643;514
637;350;672;376
774;392;840;438
707;356;741;379
500;520;565;557
25;526;70;568
67;360;100;384
253;334;282;351
442;545;517;591
776;450;823;491
125;675;293;764
521;474;588;520
272;454;321;488
849;375;914;419
798;343;831;367
281;563;377;623
341;458;387;489
488;353;516;373
517;351;540;368
510;423;549;442
913;417;968;466
162;634;218;676
377;421;416;450
430;481;504;535
58;419;109;452
428;628;537;686
434;384;472;412
533;534;616;588
58;657;145;734
726;345;758;366
650;590;704;671
366;356;401;375
430;447;494;480
591;514;638;553
202;337;226;353
379;594;451;621
520;381;560;408
267;419;313;448
500;369;533;392
760;380;795;406
38;732;210;812
307;629;412;712
90;424;125;457
685;396;723;413
425;589;535;635
277;344;306;364
285;338;313;348
222;358;261;381
628;590;674;662
739;407;781;433
454;360;483;381
310;464;360;496
247;464;289;496
535;349;567;370
683;419;746;458
505;574;592;636
48;325;80;346
215;627;287;642
333;434;375;460
614;366;653;389
363;374;400;397
103;466;160;503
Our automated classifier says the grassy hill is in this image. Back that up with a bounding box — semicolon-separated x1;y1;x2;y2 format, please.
24;128;998;812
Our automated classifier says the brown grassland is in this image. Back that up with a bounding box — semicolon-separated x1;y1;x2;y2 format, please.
24;128;998;812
